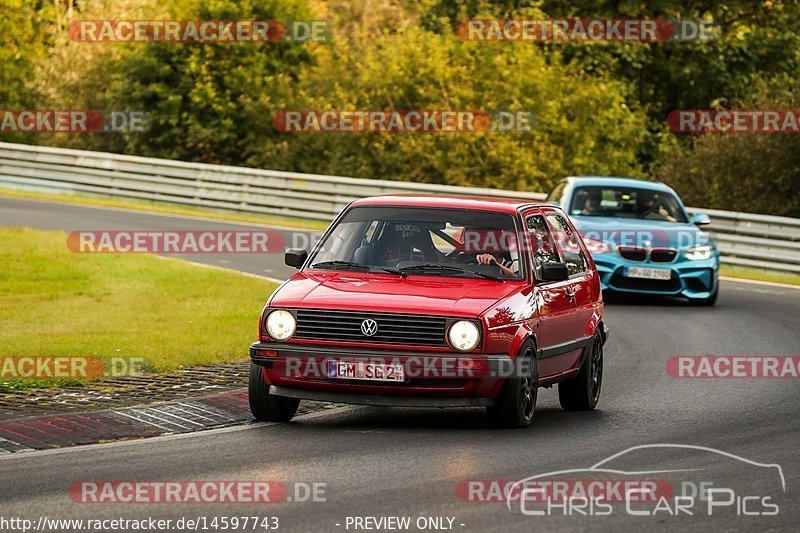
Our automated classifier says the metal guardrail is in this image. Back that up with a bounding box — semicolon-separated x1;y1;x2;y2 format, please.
1;142;798;274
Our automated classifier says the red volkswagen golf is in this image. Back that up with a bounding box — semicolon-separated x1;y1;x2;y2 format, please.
249;195;608;428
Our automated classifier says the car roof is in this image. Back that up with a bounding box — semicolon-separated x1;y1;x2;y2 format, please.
350;194;551;214
564;176;676;192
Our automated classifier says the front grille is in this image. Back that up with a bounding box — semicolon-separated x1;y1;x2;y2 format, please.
619;247;647;261
294;309;448;347
610;273;682;293
650;249;677;262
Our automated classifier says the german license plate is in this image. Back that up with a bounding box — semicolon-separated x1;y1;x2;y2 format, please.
623;266;672;280
327;360;405;382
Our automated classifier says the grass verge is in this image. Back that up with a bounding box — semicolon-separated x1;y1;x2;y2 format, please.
720;265;800;287
0;227;278;391
0;186;331;232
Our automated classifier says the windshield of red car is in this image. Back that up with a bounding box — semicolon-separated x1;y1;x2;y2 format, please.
308;206;525;279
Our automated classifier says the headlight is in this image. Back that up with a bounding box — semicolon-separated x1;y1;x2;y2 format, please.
583;238;614;254
448;320;481;352
265;310;296;340
685;244;714;261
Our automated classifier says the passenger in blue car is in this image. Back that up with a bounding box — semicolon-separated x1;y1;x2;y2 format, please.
581;192;602;216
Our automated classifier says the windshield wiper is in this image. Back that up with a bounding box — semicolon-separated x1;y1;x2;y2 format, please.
311;260;370;270
398;263;503;281
377;267;407;277
310;261;406;277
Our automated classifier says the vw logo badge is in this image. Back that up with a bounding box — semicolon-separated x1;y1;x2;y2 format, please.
361;319;378;337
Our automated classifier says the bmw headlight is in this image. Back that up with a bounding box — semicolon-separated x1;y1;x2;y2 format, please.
265;310;296;340
685;244;714;261
448;320;481;352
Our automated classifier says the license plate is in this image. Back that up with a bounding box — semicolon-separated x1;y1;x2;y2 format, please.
623;266;672;280
327;360;405;382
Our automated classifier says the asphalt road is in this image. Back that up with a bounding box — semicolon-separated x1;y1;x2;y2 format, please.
1;196;799;532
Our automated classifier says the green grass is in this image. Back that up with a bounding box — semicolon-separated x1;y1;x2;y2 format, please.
0;227;279;391
720;265;800;286
0;186;331;232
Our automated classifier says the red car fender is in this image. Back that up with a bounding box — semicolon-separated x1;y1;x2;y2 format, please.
507;321;537;361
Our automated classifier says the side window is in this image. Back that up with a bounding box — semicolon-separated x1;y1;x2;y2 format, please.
545;180;567;205
544;213;589;276
525;214;559;279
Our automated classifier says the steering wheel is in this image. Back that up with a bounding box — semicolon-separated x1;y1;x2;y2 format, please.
451;252;477;264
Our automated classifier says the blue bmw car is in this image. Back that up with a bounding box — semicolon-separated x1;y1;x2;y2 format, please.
546;176;719;305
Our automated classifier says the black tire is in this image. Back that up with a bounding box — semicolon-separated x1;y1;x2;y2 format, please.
248;362;300;422
486;343;538;429
558;332;603;411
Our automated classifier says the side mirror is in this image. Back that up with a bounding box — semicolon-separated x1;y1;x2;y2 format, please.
541;262;570;282
284;248;308;269
692;212;711;226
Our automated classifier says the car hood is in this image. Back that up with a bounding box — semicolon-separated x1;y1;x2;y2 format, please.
269;270;523;317
569;216;712;249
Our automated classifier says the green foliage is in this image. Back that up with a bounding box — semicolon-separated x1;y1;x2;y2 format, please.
34;0;312;162
656;83;800;217
253;17;646;190
0;0;58;144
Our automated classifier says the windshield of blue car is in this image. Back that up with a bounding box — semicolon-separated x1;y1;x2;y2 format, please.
307;206;525;279
569;186;688;223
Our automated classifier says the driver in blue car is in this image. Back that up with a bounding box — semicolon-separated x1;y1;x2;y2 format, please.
638;190;677;222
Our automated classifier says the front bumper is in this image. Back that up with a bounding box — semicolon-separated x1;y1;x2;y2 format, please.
268;385;494;407
593;255;718;299
250;342;512;406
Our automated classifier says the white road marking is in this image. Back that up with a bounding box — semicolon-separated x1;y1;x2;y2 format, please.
151;254;285;284
169;403;235;424
110;410;177;432
140;406;206;428
0;437;33;454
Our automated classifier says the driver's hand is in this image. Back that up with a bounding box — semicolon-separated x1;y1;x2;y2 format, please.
476;253;497;265
658;208;677;222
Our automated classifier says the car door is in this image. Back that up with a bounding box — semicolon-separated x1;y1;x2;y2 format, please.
542;209;595;374
523;210;578;378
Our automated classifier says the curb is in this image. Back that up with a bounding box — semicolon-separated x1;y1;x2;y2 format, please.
0;390;334;454
0;390;250;453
